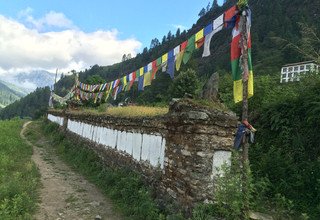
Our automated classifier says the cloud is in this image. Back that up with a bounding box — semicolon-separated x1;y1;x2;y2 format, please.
0;13;142;76
172;24;188;31
18;7;76;31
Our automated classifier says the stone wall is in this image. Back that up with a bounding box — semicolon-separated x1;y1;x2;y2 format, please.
47;100;237;212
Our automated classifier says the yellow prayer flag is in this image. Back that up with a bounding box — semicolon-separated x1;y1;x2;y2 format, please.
122;76;127;86
162;53;168;63
175;51;184;71
143;72;152;87
139;67;144;76
195;28;204;42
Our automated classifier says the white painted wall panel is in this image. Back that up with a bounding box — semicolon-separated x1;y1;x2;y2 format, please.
141;134;151;161
65;118;165;169
48;114;64;126
106;129;117;149
212;151;232;177
117;131;126;152
132;133;142;161
149;135;163;167
125;132;133;156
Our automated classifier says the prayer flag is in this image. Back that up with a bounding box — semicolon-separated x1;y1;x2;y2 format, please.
231;11;253;103
162;53;168;63
138;76;144;91
167;55;175;79
139;67;144;76
143;72;152;87
147;62;152;72
168;49;174;59
174;45;180;56
195;28;204;42
152;60;158;80
156;57;162;66
204;23;213;36
176;40;187;71
183;35;195;64
213;14;224;32
224;6;238;28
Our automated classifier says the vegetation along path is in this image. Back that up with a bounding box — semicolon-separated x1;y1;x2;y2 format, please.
21;121;123;220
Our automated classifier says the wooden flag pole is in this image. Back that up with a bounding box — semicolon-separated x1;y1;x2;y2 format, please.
239;5;250;218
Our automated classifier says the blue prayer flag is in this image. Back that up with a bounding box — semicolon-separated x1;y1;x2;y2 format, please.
204;23;213;36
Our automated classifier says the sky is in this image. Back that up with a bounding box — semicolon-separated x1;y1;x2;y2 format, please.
0;0;223;76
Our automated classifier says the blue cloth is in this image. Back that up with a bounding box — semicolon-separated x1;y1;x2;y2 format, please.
117;85;123;95
144;65;148;73
138;76;144;91
167;56;175;79
168;49;174;59
204;23;213;36
234;124;246;150
226;15;238;29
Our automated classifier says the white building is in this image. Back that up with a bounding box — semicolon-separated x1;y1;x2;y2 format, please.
280;61;319;83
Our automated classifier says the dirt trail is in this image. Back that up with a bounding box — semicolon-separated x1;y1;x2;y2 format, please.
21;122;123;220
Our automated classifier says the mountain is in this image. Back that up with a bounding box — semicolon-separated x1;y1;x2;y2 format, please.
0;87;50;119
5;70;56;92
0;80;28;108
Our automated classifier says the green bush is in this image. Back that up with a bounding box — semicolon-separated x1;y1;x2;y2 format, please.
169;69;200;98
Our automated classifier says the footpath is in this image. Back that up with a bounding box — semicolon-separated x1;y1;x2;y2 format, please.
21;122;123;220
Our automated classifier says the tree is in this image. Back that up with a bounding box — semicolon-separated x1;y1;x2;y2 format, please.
85;75;106;84
212;0;218;9
176;28;181;38
150;38;160;49
169;69;199;98
162;35;167;44
122;54;127;62
198;8;206;17
166;31;173;41
206;2;211;12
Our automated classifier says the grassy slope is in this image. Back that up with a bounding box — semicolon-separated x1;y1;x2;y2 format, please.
0;120;40;219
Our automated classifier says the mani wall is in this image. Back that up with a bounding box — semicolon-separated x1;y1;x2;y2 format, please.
47;100;238;212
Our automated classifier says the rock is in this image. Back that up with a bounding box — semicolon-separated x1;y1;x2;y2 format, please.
95;215;102;220
201;72;219;101
186;111;209;120
89;201;100;207
249;211;273;220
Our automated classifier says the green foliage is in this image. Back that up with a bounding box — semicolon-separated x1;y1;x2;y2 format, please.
85;74;106;84
169;69;199;98
0;120;40;219
220;73;320;218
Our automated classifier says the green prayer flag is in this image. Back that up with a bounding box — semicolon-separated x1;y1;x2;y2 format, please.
183;35;195;65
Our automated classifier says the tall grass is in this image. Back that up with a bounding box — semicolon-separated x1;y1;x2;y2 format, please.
0;120;40;219
105;106;168;117
67;106;169;118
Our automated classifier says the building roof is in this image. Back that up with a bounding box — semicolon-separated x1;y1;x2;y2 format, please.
282;60;316;67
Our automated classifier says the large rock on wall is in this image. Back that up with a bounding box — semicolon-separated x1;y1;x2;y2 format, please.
47;99;237;214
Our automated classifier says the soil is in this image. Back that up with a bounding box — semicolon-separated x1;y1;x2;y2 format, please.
21;122;123;220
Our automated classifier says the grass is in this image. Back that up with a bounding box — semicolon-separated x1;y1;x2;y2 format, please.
69;105;169;118
105;106;169;117
26;120;166;220
0;119;40;219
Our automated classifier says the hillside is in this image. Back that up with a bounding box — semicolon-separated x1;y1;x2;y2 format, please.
0;80;28;108
0;87;50;119
2;0;320;115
